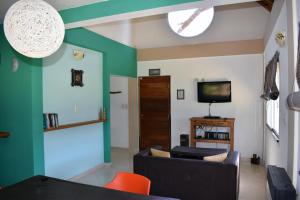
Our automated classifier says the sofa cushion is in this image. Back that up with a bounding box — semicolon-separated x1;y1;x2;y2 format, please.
151;148;171;158
203;152;228;163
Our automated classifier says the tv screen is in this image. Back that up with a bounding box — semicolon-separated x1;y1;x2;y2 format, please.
198;81;231;103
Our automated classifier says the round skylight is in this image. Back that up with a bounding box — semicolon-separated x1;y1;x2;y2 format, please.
4;0;65;58
168;7;214;37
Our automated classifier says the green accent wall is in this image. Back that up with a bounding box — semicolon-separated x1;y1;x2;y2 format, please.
60;0;201;24
0;26;44;186
64;28;137;162
0;25;136;186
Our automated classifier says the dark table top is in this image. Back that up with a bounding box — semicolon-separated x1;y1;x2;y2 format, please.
0;176;178;200
171;146;227;159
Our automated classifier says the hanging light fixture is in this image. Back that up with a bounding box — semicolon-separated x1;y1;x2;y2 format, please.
168;6;214;38
4;0;65;58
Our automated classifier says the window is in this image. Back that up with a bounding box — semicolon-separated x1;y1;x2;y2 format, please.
168;7;214;37
266;62;280;137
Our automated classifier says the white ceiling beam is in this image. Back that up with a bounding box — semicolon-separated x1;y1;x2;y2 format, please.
65;0;258;29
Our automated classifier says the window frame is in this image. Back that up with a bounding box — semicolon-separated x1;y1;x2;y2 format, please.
266;62;280;142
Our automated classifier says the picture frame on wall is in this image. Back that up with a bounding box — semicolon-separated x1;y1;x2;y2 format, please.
71;69;84;87
149;69;160;76
177;89;185;100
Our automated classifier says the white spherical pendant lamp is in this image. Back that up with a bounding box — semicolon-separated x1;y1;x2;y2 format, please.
168;7;214;37
4;0;65;58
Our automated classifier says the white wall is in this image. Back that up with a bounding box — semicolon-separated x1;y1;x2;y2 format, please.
110;76;129;148
263;1;288;169
138;54;264;158
262;0;300;178
294;0;300;194
87;20;133;47
85;3;269;49
286;0;300;185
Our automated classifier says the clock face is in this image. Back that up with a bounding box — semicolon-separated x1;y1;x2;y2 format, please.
168;7;214;37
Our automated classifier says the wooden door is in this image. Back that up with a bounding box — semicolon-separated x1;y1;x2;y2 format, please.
139;76;171;151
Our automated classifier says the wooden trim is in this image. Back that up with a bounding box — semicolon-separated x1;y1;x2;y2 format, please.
257;0;274;12
0;132;10;138
44;119;106;133
215;2;260;12
137;39;264;61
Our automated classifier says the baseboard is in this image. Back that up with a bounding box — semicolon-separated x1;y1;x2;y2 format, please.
69;163;112;181
111;147;129;150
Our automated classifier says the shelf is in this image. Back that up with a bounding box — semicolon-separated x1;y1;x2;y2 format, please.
110;91;122;94
195;139;230;144
44;119;106;132
0;132;10;138
191;117;235;151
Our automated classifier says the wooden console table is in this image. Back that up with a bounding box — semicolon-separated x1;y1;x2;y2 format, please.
190;117;235;151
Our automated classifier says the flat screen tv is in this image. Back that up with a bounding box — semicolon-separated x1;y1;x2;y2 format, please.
198;81;231;103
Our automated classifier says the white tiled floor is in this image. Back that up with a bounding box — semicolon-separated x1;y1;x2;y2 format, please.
72;148;267;200
239;161;267;200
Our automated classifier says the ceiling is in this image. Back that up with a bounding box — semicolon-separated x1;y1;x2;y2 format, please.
0;0;273;22
0;0;105;21
1;0;271;49
87;2;270;49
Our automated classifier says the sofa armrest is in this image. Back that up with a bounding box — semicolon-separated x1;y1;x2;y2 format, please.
224;151;240;166
224;151;240;200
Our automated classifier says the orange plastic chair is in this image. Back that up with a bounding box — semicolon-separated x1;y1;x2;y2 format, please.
104;172;151;195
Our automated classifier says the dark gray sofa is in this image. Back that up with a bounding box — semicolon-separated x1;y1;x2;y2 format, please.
134;147;240;200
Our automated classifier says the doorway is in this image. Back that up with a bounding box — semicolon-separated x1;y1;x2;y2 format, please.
110;75;139;153
139;76;171;151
